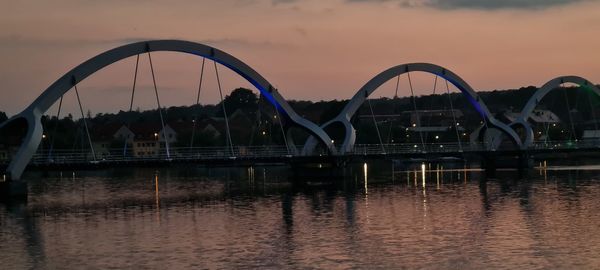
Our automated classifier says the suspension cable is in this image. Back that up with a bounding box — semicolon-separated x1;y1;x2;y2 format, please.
128;54;140;113
386;75;401;143
147;52;171;159
445;80;463;151
123;54;140;157
407;72;425;148
249;93;263;146
539;86;560;143
423;75;438;144
273;98;290;154
74;84;96;161
561;83;576;141
190;58;206;150
214;61;235;156
367;97;386;153
48;95;63;160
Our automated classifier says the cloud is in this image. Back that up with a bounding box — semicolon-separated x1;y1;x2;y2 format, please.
347;0;596;10
0;35;157;49
0;35;289;51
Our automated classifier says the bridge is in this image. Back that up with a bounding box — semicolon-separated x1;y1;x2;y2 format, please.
2;39;600;187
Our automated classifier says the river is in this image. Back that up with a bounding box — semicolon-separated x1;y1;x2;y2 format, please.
1;162;600;269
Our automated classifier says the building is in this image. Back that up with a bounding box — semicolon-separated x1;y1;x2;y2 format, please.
126;123;178;158
501;109;562;141
356;109;466;143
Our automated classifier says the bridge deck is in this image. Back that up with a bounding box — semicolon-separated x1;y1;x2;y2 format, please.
2;141;598;171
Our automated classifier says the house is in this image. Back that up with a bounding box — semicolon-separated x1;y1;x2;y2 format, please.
501;109;562;141
582;130;600;140
90;123;123;159
117;123;178;158
356;109;466;143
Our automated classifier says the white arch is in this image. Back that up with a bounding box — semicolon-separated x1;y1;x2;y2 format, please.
516;76;600;148
303;63;522;154
2;40;335;180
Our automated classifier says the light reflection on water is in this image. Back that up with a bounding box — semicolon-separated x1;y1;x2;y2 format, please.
1;163;600;269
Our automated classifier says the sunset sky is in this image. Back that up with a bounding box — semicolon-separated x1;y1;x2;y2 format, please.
1;0;599;116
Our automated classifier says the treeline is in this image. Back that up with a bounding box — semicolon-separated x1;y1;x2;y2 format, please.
1;85;599;147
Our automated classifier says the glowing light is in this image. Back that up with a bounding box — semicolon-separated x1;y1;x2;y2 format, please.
262;131;266;135
331;140;335;144
435;135;439;140
421;163;426;188
42;134;46;139
412;123;417;127
363;163;368;194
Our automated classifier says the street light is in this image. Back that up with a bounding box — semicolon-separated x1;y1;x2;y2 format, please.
41;134;46;155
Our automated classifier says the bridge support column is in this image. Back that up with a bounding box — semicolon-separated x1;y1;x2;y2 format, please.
517;151;531;178
482;153;496;178
0;178;28;201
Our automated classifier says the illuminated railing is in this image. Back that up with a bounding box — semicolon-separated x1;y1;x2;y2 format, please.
28;145;296;164
5;139;598;165
529;139;600;150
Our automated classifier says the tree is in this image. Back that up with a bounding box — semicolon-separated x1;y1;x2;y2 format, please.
0;111;7;123
220;88;258;116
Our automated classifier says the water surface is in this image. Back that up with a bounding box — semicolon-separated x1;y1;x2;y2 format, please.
1;163;600;269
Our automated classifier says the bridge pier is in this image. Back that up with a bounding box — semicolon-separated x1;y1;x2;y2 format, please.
482;153;497;178
517;151;531;178
0;178;28;201
482;151;532;179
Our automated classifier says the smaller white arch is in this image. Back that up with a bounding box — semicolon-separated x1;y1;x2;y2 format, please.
517;76;600;148
303;63;522;154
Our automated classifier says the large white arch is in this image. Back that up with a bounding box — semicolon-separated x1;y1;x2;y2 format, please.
1;40;335;180
514;76;600;148
303;63;522;154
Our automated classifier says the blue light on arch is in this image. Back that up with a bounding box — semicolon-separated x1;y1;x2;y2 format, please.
435;72;486;120
204;55;287;117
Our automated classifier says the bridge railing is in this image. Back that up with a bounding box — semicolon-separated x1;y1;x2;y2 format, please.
529;139;600;150
350;142;487;155
17;139;600;165
29;145;296;164
27;142;482;164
